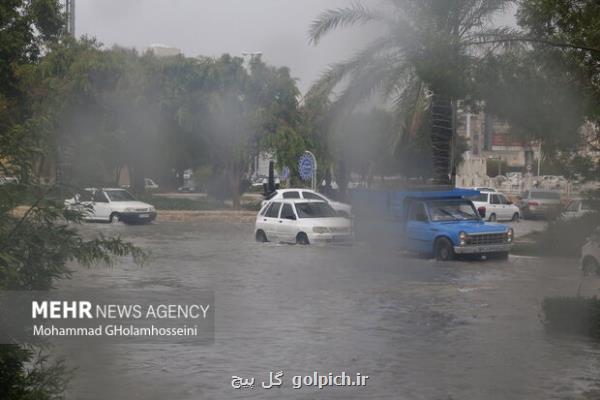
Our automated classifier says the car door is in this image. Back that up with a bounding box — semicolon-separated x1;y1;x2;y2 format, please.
277;203;298;242
262;202;282;239
405;202;433;253
488;194;502;220
497;194;511;220
92;190;111;220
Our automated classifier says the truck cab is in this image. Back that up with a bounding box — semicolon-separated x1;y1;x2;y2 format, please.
352;188;513;261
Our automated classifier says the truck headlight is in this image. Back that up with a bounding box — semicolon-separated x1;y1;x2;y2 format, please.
313;227;330;234
459;231;468;246
507;228;514;243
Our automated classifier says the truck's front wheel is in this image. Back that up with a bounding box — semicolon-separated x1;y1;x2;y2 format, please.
434;238;455;261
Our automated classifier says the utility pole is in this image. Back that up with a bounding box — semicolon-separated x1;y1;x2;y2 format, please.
65;0;75;37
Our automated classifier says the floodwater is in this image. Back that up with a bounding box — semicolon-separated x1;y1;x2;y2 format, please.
56;221;600;400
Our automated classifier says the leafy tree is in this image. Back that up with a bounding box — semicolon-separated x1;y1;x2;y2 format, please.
309;0;513;184
1;3;146;398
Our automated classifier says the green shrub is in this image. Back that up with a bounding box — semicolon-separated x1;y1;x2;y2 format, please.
517;213;600;257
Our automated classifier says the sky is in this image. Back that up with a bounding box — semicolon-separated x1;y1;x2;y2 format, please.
75;1;516;94
75;0;378;94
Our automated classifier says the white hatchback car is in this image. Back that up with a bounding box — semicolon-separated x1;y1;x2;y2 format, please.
470;191;521;222
261;189;352;217
582;228;600;275
65;188;157;224
255;200;353;244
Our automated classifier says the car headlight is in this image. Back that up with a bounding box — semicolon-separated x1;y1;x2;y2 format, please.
149;206;155;212
507;228;514;243
313;227;330;234
124;207;135;212
459;231;468;246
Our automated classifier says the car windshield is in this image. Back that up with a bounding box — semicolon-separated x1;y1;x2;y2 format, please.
294;202;337;218
105;190;136;202
427;200;480;222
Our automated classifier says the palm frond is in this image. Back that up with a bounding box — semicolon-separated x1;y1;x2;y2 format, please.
389;78;430;150
306;35;400;101
459;0;516;37
331;54;405;113
309;3;386;45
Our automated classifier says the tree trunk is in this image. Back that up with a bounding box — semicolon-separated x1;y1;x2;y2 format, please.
115;165;122;186
430;95;454;186
228;169;241;210
337;160;349;201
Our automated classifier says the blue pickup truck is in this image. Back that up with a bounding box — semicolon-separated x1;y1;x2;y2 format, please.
351;188;514;261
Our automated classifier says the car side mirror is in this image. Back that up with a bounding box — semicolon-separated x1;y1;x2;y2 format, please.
507;201;513;205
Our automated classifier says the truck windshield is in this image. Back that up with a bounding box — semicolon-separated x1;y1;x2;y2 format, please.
427;200;480;222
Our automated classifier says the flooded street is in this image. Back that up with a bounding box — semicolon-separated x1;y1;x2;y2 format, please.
58;221;600;400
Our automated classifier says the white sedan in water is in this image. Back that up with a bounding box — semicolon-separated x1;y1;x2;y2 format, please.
261;189;352;217
255;199;353;245
65;188;157;224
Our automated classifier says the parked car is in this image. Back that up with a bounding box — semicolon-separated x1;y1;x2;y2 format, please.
261;189;352;217
561;199;596;221
177;185;197;193
65;188;156;224
517;190;562;219
581;228;600;275
461;186;497;192
145;178;159;191
470;191;521;222
0;176;18;185
352;188;514;261
255;199;353;244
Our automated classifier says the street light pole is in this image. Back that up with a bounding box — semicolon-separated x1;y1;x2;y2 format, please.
537;142;542;177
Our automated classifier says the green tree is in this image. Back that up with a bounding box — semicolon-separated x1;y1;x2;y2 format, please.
1;3;146;398
309;0;513;184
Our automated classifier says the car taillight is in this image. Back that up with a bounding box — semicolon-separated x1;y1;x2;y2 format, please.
528;201;539;206
477;206;486;217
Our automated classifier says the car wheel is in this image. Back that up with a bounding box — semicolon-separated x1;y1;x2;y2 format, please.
489;213;497;222
109;213;121;223
582;256;600;276
512;213;520;222
434;237;455;261
296;232;310;245
255;230;268;243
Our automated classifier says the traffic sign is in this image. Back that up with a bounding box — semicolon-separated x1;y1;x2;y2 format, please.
298;153;315;181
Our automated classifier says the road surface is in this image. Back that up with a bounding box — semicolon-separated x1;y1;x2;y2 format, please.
56;220;598;400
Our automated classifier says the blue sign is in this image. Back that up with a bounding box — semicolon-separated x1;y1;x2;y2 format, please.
298;153;315;181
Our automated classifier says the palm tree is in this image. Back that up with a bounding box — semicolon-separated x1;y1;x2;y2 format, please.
309;0;513;184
